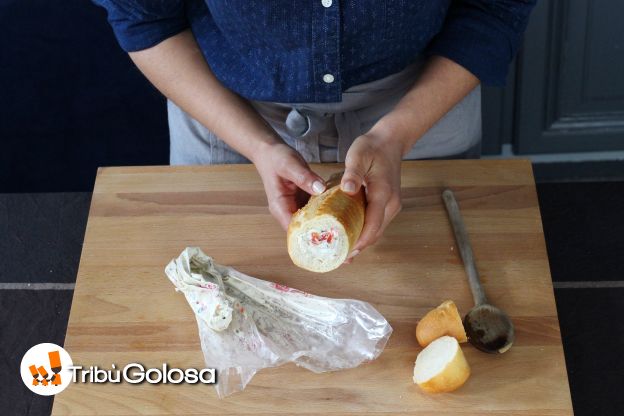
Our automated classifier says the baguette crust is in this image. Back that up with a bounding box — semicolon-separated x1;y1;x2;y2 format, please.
287;173;365;272
416;300;468;347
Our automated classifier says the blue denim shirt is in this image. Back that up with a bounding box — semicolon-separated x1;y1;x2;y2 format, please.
94;0;535;103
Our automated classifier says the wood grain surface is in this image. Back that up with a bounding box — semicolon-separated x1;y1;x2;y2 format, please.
52;160;573;415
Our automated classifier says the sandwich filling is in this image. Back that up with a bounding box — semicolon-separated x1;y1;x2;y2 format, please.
297;227;340;264
310;229;335;245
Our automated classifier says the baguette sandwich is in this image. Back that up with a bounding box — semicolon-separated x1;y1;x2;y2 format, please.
287;173;366;273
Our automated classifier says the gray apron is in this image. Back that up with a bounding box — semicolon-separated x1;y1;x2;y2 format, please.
169;61;482;165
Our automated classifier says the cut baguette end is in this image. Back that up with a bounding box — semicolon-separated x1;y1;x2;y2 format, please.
287;214;349;273
413;336;471;393
416;300;468;347
287;177;365;273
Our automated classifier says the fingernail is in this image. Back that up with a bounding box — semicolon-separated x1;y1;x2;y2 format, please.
347;249;360;259
342;181;356;193
312;181;326;195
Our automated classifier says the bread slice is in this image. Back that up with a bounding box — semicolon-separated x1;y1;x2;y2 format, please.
287;173;365;273
413;336;471;393
416;300;468;347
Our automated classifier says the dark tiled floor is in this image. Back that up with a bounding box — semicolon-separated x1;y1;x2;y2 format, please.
555;288;624;416
537;182;624;282
0;193;91;283
0;290;73;415
1;183;624;415
533;161;624;183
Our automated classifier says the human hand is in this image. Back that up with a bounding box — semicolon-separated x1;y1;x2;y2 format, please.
341;132;404;262
253;142;326;230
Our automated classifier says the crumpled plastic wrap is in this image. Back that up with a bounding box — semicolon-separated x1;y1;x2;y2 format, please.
165;247;393;397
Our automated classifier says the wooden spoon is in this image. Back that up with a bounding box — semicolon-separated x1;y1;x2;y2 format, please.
442;189;515;354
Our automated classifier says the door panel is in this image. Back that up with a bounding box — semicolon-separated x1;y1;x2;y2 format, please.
514;0;624;154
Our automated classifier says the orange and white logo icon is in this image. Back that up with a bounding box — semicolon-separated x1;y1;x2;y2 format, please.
20;343;73;395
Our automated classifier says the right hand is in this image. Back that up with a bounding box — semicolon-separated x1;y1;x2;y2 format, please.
252;142;326;230
339;131;404;262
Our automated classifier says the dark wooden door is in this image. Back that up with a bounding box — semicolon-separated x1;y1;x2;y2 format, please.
482;0;624;155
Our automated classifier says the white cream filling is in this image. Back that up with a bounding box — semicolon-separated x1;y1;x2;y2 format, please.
186;284;233;332
206;300;233;331
296;228;339;264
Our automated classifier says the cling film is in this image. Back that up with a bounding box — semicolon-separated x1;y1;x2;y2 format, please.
165;247;392;397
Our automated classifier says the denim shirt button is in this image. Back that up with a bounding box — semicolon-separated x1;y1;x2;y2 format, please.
321;0;332;8
322;73;335;83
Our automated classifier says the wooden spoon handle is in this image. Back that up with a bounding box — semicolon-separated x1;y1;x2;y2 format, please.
442;189;487;306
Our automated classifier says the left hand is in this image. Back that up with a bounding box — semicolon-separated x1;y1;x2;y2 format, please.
253;141;326;230
340;132;404;262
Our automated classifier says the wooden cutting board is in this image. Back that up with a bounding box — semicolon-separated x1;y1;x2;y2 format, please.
52;160;573;415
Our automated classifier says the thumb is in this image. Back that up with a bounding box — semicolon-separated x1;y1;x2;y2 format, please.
341;156;367;195
280;157;326;196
